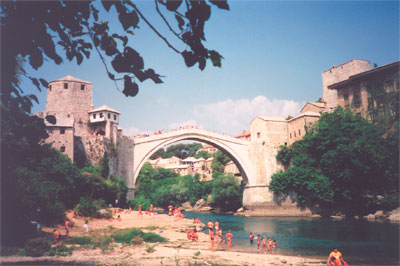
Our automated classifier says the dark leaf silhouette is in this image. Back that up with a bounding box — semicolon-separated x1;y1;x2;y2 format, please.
45;115;57;125
123;75;139;97
209;0;230;10
166;0;182;11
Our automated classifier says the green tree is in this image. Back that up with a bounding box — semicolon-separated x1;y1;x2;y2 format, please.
100;151;110;179
194;150;211;159
211;150;231;175
211;175;242;212
149;148;165;160
270;107;399;217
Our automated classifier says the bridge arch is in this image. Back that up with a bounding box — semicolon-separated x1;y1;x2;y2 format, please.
132;129;253;187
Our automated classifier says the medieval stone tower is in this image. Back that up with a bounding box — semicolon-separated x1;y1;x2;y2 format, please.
37;75;121;167
46;75;94;137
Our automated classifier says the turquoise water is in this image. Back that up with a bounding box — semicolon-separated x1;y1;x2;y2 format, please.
183;211;400;265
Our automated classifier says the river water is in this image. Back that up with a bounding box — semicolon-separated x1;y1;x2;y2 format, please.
183;211;399;265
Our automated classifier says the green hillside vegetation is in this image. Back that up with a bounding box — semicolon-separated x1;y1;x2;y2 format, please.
131;163;242;211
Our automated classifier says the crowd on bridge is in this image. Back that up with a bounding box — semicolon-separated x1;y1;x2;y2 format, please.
133;125;201;139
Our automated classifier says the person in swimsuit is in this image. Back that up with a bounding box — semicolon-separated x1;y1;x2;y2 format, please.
327;248;347;266
256;234;261;252
249;232;254;244
225;230;233;250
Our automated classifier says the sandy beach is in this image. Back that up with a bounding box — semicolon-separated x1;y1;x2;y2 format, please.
1;210;327;266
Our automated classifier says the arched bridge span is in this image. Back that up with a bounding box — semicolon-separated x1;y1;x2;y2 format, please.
132;128;254;186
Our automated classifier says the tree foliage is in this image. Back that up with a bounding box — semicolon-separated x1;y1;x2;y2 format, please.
269;107;399;217
133;163;242;210
194;150;211;159
210;175;242;212
211;150;231;175
149;143;203;159
1;0;229;103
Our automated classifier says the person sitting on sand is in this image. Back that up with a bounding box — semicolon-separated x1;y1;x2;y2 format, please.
195;217;200;224
327;248;347;266
187;229;192;240
191;230;198;242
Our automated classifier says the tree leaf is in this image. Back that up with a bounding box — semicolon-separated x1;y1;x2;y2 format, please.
209;0;230;10
181;50;197;67
198;57;206;70
123;75;139;97
28;94;39;104
45;115;57;125
30;78;41;92
101;0;114;11
39;78;48;88
119;9;139;31
144;69;163;84
166;0;182;11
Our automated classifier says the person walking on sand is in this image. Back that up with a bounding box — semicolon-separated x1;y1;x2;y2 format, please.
327;248;347;266
64;219;70;237
225;230;233;250
249;232;254;244
84;219;89;233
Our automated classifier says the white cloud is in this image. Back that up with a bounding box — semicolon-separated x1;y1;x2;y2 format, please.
193;95;304;136
123;126;141;137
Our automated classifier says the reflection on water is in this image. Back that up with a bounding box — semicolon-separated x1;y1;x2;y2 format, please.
184;211;400;265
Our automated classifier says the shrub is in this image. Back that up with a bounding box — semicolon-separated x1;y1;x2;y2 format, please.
112;228;143;244
64;236;92;245
91;234;112;251
24;237;51;257
142;232;167;243
46;245;74;256
75;197;97;217
146;245;155;253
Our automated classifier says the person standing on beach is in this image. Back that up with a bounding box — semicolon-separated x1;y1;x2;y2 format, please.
261;236;267;253
84;219;89;233
207;220;214;237
168;205;173;216
256;234;261;252
249;232;254;244
327;248;347;266
225;230;233;250
64;219;70;237
138;204;142;216
150;203;154;213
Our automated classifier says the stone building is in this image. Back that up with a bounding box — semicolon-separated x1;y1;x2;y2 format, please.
326;60;399;121
37;75;121;166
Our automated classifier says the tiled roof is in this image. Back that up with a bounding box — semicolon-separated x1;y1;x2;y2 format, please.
235;130;250;138
89;105;121;114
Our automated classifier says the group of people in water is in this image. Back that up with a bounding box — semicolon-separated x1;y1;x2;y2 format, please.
249;232;277;253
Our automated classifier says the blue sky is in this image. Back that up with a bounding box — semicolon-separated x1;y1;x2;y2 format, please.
26;0;399;136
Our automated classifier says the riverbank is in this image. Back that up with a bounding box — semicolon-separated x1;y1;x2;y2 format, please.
1;210;328;266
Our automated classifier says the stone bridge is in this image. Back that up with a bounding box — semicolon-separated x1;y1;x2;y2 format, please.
113;128;295;211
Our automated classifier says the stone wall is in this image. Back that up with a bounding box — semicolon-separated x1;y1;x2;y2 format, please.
46;127;74;160
322;59;370;111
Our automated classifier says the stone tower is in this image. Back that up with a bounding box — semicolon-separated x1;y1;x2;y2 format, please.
46;75;93;136
322;59;370;111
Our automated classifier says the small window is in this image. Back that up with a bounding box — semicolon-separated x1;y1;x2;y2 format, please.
81;84;85;90
93;114;96;119
107;113;111;119
49;85;52;91
257;132;260;138
294;131;296;137
367;98;374;109
298;129;301;136
353;90;361;107
64;83;68;89
290;133;292;138
60;128;65;134
284;142;287;146
100;112;103;118
60;146;65;152
344;94;349;106
114;114;117;120
48;128;53;134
